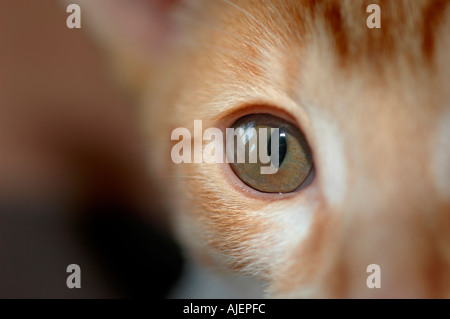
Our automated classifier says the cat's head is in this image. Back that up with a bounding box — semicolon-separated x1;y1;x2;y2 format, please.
81;0;450;298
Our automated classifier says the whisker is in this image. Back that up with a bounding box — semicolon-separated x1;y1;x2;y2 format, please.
172;175;215;181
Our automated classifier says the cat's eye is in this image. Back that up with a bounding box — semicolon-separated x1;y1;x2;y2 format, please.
228;114;313;193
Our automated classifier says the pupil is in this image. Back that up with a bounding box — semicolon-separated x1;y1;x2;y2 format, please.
268;131;287;166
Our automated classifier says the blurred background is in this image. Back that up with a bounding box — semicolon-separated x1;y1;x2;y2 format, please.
0;0;183;298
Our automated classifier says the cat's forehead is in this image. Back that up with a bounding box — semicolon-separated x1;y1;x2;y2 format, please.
180;0;450;116
206;0;450;66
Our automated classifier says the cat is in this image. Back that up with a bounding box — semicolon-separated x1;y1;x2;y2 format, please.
79;0;450;298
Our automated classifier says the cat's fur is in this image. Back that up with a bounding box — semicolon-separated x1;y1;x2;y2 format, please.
81;0;450;298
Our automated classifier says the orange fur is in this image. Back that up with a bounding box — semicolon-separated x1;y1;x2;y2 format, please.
83;0;450;297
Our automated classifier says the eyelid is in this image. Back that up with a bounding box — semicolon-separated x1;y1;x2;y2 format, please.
216;103;303;130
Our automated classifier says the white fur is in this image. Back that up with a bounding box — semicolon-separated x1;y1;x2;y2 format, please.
169;259;265;299
434;108;450;199
315;116;347;206
301;101;348;207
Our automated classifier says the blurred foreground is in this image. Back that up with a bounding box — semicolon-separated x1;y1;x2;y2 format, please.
0;0;183;298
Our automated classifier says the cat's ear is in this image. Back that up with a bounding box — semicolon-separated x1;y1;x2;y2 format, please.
75;0;182;92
